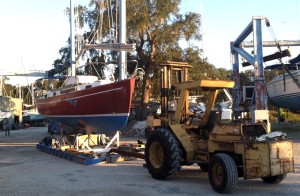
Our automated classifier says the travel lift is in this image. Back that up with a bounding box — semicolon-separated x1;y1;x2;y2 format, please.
144;17;294;194
231;16;300;123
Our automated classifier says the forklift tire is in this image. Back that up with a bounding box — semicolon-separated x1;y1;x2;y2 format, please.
261;174;287;184
145;128;183;180
208;153;238;194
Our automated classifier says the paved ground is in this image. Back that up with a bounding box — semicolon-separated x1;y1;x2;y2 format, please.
0;127;300;196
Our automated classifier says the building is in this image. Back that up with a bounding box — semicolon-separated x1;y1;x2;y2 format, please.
0;96;23;129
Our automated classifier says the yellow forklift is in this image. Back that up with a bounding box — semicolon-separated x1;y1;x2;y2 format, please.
145;61;294;193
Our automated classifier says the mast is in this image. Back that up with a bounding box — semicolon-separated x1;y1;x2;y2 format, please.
31;83;35;107
119;0;126;80
0;76;2;96
69;0;76;76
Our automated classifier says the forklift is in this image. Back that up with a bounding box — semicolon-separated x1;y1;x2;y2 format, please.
145;60;294;193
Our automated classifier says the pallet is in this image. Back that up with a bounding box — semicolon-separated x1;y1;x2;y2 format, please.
36;144;105;165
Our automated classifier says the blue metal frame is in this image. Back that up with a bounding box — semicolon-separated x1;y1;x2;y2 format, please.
231;16;267;119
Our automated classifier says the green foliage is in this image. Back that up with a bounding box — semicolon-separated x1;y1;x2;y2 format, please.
238;68;278;86
126;0;202;103
240;69;254;86
269;109;300;123
264;69;279;83
52;45;70;76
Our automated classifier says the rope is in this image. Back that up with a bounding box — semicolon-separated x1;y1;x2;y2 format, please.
90;60;102;79
265;18;282;52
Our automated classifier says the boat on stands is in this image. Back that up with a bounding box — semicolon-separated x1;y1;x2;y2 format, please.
266;54;300;110
36;76;135;132
36;0;138;133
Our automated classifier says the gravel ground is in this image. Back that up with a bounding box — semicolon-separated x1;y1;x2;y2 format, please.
0;127;299;196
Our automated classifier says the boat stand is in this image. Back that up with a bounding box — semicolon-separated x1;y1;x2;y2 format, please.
38;124;145;165
74;131;120;153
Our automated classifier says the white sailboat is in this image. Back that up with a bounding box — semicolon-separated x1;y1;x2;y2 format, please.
266;54;300;110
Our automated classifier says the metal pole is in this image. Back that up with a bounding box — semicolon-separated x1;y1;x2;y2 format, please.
161;65;168;114
19;85;22;99
70;0;76;76
253;18;266;110
277;107;281;123
241;40;300;48
231;47;241;119
119;0;127;80
31;83;35;106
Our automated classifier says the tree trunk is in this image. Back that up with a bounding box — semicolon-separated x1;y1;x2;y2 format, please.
140;75;150;121
138;29;156;121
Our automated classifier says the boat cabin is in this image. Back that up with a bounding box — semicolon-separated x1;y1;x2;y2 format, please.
40;75;113;99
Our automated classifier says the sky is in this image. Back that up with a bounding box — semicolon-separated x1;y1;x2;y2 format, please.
1;0;300;86
181;0;300;69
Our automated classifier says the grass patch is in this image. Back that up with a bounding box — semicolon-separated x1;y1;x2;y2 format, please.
269;109;300;123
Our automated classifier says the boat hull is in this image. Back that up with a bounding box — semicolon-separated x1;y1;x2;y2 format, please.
267;71;300;110
36;78;135;133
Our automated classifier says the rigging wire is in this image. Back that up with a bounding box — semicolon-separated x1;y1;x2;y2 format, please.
20;57;34;99
265;17;300;90
74;0;122;75
106;0;112;42
91;62;102;79
265;18;282;53
115;0;119;41
296;0;300;37
98;1;104;42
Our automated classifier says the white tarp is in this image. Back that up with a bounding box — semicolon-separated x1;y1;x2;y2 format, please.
0;111;13;119
256;131;287;142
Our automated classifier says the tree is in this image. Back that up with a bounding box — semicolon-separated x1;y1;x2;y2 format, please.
1;77;14;97
127;0;201;120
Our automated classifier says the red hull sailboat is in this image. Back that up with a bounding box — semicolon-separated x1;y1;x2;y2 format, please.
36;0;137;133
37;76;135;132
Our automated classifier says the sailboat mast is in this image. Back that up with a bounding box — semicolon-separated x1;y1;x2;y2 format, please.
31;83;35;106
70;0;76;76
119;0;126;80
0;76;2;96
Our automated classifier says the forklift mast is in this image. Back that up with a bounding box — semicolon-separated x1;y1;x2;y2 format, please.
158;61;234;127
160;61;192;115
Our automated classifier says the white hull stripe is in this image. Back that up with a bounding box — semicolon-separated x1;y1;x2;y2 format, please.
38;87;123;105
44;113;129;118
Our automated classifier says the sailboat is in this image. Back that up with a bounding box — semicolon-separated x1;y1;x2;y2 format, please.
36;0;137;133
266;54;300;111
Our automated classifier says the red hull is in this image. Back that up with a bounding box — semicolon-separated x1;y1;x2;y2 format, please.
36;78;135;131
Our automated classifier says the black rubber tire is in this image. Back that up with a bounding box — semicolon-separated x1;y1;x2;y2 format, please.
208;153;238;194
145;128;183;180
261;174;287;184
